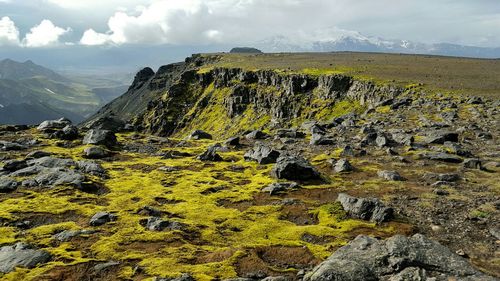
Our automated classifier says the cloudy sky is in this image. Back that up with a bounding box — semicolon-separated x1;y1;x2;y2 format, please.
1;0;500;48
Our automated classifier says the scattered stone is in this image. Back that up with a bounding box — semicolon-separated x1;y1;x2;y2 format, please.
25;151;51;159
76;160;106;177
24;168;85;188
2;159;27;172
276;129;305;139
89;212;117;226
340;145;355;157
463;158;483;170
83;129;117;148
140;217;186;231
272;156;321;181
245;130;269;140
0;243;52;273
423;130;459;144
137;206;164;217
197;145;223;161
377;170;405;181
419;152;463;163
94;261;120;273
83;146;111;159
0;141;26;151
337;193;393;223
262;182;300;195
225;136;240;146
244;144;280;164
333;159;354;173
189;130;212;140
310;133;334;145
304;234;496;281
375;134;389;147
49;125;79;140
159;150;192;159
27;156;75;168
53;229;97;242
0;177;18;192
154;273;195;281
386;148;398;155
424;172;461;182
37;118;71;131
391;132;414;146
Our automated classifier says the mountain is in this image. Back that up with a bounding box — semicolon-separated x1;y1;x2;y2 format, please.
0;59;128;125
256;28;500;58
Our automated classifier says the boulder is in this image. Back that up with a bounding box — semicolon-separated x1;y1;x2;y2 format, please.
24;168;85;188
444;142;472;157
261;182;300;195
0;243;52;273
189;130;212;140
272;156;321;181
275;129;306;139
337;193;393;223
56;125;79;140
423;130;459;144
197;145;223;161
463;158;483;170
377;170;405;181
83;129;117;148
0;177;18;193
419;152;463;163
334;159;354;173
310;133;334;145
0;141;26;151
53;229;97;242
245;130;269;140
304;234;497;281
83;146;111;159
76;160;106;177
2;159;27;172
25;151;51;159
391;132;414;146
27;156;75;168
423;173;461;183
140;217;187;231
225;136;240;146
89;212;117;226
83;116;125;132
37;118;71;131
340;146;355;157
244;144;280;164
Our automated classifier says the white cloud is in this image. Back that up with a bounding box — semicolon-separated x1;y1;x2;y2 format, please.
80;29;111;45
0;16;20;46
23;19;70;47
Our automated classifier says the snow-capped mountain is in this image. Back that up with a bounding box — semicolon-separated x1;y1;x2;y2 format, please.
255;28;500;58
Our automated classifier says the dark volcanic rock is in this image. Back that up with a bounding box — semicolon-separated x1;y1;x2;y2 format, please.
310;133;334;145
77;160;106;177
304;234;497;281
189;130;212;140
419;152;463;163
225;136;240;146
229;47;263;54
377;170;405;181
197;145;223;161
53;229;97;242
463;158;483;170
272;156;321;181
83;116;126;132
140;217;187;231
337;193;393;223
23;168;85;188
261;182;300;195
0;243;52;273
244;144;281;164
2;159;27;172
0;177;18;192
25;151;51;160
245;130;269;140
0;141;26;151
83;129;117;148
423;130;459;144
83;146;111;159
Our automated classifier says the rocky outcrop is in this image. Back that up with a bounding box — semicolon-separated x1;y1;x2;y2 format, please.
337;193;393;223
0;243;52;273
304;234;497;281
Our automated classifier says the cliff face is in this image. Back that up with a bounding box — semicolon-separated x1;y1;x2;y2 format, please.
134;65;405;138
85;54;407;138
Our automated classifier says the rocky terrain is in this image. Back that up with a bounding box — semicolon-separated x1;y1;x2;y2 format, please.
0;53;499;280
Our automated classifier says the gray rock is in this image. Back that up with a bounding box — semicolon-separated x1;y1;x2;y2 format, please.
310;133;335;145
419;152;463;163
197;145;223;161
304;234;497;281
225;136;240;146
24;168;85;188
262;182;300;195
53;229;97;242
83;129;117;148
83;146;111;159
424;173;461;182
2;159;27;172
375;135;389;147
37;118;71;131
154;273;195;281
276;129;305;139
423;130;459;144
0;141;26;151
334;159;354;173
10;166;42;177
0;243;52;273
27;156;75;168
463;158;483;170
340;145;355;157
189;130;212;140
377;170;405;181
444;142;472;157
94;261;120;273
0;177;18;193
244;144;280;164
337;193;393;223
245;130;269;140
76;160;106;177
140;217;186;231
89;212;117;226
272;156;321;181
391;132;414;146
25;151;51;159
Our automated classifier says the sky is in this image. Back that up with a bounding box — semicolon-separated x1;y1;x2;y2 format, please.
1;0;500;49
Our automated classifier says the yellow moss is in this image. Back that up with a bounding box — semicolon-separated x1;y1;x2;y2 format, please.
0;227;17;245
376;105;391;114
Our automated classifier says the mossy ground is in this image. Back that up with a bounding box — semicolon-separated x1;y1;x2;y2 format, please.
0;130;408;280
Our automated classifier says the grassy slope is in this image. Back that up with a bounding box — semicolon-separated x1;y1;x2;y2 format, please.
198;52;500;97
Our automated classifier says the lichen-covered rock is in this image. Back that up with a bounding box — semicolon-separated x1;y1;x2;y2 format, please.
377;170;405;181
0;177;18;193
197;145;223;161
463;158;483;169
140;217;187;231
1;159;27;172
83;146;111;159
53;229;97;242
245;130;269;140
261;182;300;195
77;160;106;177
89;212;117;226
337;193;393;223
333;159;354;173
304;234;497;281
26;156;75;168
272;156;321;181
310;133;334;145
0;243;52;273
189;130;212;140
37;118;71;131
23;168;85;188
244;144;280;164
419;152;463;163
423;130;459;144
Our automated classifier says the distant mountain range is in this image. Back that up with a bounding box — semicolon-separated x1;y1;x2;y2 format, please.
0;59;129;125
256;29;500;58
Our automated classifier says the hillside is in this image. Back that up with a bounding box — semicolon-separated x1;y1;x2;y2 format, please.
0;59;127;125
0;53;498;280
